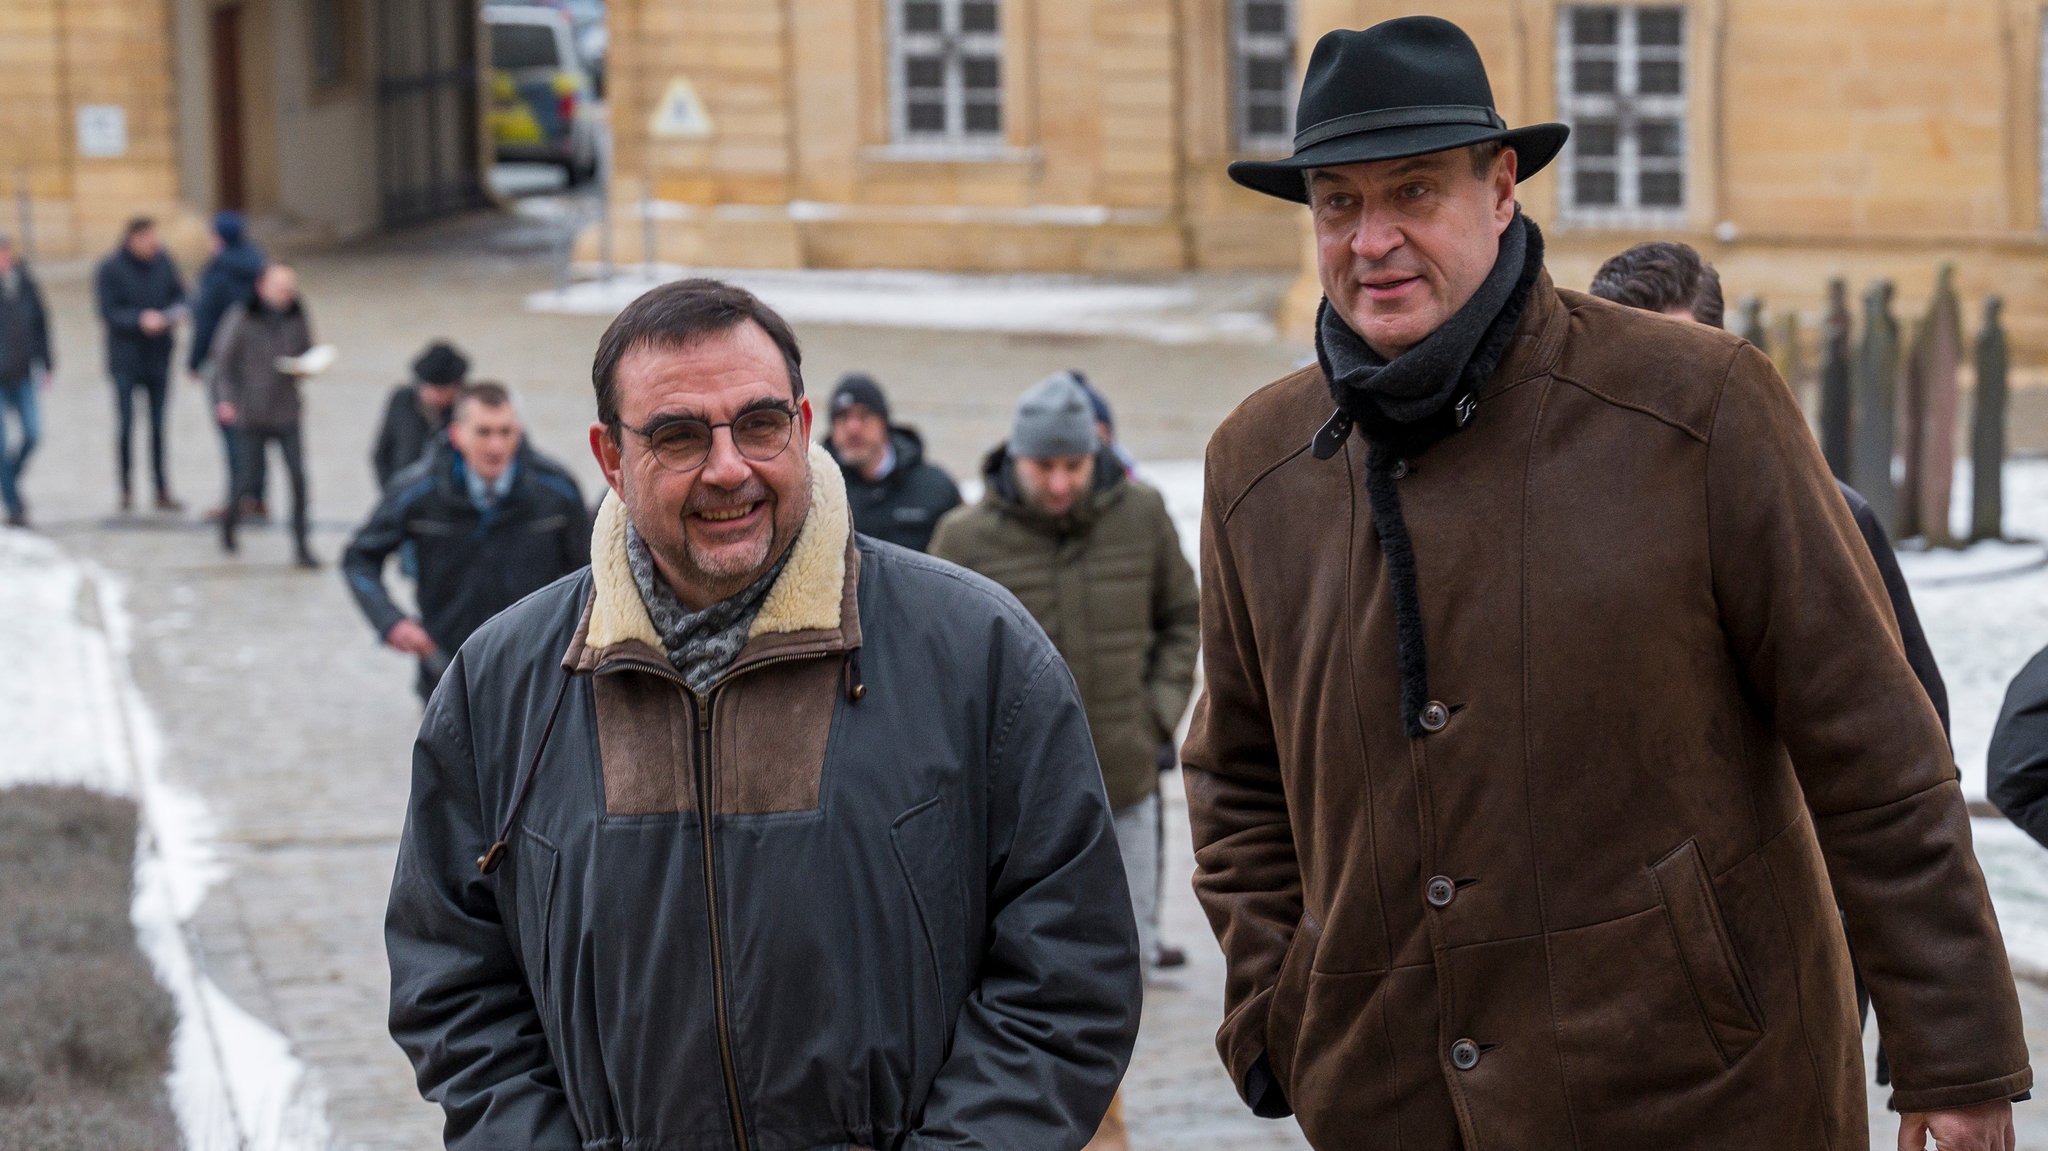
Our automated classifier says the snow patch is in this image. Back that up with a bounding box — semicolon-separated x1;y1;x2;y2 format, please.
0;531;331;1151
528;265;1277;344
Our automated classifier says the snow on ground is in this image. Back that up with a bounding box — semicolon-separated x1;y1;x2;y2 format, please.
1898;460;2048;802
528;265;1279;345
0;531;330;1151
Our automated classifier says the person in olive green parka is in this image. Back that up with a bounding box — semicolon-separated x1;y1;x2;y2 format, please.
930;371;1200;977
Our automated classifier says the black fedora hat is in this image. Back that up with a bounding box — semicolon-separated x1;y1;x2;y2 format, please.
1229;16;1568;204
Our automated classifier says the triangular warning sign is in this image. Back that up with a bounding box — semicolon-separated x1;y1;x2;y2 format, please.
648;76;715;139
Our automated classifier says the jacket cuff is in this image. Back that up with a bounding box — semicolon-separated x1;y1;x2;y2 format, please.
1242;1052;1292;1119
1887;1066;2034;1114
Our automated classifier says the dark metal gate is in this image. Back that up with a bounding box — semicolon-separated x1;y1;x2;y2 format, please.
375;0;486;226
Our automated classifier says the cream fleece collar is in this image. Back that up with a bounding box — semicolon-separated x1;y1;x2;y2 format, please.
587;444;852;649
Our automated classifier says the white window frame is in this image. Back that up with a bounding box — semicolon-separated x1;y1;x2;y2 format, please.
1232;0;1296;155
888;0;1005;154
2039;9;2048;228
1556;5;1689;227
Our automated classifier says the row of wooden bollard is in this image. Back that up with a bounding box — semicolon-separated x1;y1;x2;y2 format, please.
1734;266;2008;547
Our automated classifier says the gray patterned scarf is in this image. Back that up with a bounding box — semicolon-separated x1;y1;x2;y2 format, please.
625;521;791;696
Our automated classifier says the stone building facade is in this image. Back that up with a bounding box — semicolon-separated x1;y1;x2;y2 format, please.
597;0;2048;357
2;0;478;261
593;0;1305;272
12;0;2048;361
1293;1;2048;353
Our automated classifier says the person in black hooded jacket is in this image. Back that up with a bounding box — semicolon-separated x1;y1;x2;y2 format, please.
190;211;270;518
373;341;468;489
822;372;962;551
343;382;589;700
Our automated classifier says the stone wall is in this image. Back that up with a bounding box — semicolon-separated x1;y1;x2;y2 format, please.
0;0;194;260
591;0;1301;272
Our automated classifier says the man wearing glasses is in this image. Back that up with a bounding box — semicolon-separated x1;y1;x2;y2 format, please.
386;278;1141;1151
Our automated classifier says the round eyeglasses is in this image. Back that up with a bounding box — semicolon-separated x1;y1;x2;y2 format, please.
621;406;797;472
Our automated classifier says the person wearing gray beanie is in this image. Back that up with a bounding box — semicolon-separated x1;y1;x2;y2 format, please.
1009;371;1100;460
931;370;1201;1072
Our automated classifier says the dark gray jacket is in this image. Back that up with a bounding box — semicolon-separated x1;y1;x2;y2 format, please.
0;266;52;386
1990;646;2048;850
373;383;453;489
1838;480;1949;731
829;427;964;553
386;452;1140;1151
208;296;313;432
94;246;185;381
343;440;589;655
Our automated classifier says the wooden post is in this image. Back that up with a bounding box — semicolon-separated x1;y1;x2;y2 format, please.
1820;278;1853;482
1851;281;1901;536
1736;295;1768;352
1970;295;2010;544
1911;265;1963;547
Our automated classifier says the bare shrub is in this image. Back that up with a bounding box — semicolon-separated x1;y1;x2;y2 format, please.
0;787;178;1142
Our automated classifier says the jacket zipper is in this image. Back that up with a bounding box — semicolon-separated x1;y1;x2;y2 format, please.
694;689;751;1151
593;644;848;1151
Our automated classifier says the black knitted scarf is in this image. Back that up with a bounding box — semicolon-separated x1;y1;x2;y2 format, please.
1312;213;1544;735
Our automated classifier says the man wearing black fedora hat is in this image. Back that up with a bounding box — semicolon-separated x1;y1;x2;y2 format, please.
1183;15;2027;1151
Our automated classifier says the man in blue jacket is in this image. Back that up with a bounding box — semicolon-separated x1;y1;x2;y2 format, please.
188;211;269;519
343;381;590;701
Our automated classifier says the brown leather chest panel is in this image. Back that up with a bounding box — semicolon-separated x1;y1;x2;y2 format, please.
592;654;841;818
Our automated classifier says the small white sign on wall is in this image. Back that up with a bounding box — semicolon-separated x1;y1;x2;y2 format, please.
76;105;128;158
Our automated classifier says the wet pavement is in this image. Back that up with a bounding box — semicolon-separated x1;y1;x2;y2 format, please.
10;204;2048;1149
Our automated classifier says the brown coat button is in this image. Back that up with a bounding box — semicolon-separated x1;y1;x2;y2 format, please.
1420;701;1450;732
1451;1039;1481;1070
1426;876;1456;907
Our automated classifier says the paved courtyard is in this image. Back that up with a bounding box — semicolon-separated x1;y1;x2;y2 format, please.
9;206;2048;1148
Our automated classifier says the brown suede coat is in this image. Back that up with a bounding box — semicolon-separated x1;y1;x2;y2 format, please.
1184;275;2031;1151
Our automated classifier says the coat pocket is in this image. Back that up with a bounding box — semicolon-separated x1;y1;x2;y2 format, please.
1650;838;1764;1067
512;832;560;1016
1264;908;1321;1092
891;795;966;1068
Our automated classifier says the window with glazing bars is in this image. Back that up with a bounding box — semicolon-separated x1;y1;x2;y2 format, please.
1557;5;1687;221
891;0;1003;145
1233;0;1295;154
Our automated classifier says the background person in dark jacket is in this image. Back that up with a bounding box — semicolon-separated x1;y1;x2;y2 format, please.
188;211;269;520
94;217;186;512
1990;646;2048;851
1589;240;1950;727
0;234;53;528
822;371;962;551
373;340;467;489
344;381;588;701
384;279;1138;1151
212;265;317;566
